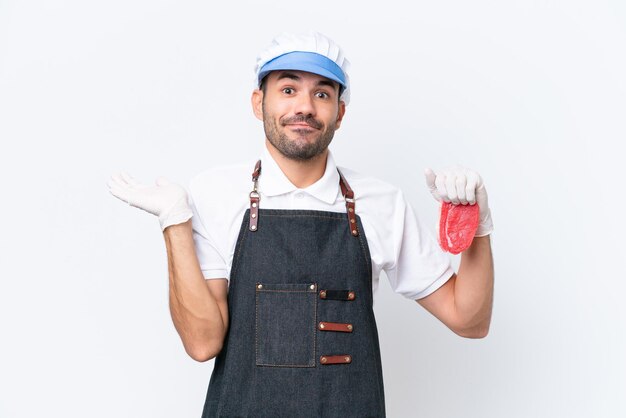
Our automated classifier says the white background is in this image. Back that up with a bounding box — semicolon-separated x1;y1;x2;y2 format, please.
1;1;625;417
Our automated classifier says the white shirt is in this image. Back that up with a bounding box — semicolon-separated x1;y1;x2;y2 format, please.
188;147;455;300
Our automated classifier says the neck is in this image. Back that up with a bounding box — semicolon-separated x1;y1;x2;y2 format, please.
265;140;328;188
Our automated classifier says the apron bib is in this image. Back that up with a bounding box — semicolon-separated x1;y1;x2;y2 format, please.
202;161;386;417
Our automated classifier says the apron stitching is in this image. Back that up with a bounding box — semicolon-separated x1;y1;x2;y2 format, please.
357;229;373;283
229;212;250;281
313;285;318;367
217;212;250;416
261;214;346;219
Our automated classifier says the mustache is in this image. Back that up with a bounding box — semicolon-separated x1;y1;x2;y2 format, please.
280;115;323;129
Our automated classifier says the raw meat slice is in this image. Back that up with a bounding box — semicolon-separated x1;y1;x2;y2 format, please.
438;202;480;255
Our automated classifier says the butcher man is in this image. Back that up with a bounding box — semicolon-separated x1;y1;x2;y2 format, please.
107;31;495;417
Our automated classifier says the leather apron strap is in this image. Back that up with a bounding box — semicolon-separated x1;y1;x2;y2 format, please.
248;159;359;237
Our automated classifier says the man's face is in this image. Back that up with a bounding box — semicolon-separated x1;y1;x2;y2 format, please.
252;70;346;161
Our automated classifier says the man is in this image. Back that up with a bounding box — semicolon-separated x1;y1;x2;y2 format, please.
108;31;494;417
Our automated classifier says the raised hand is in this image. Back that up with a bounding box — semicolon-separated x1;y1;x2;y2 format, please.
107;172;193;231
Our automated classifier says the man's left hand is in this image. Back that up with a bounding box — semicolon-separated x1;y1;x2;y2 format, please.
424;165;493;237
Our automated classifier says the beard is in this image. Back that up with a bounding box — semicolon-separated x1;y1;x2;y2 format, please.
262;106;337;161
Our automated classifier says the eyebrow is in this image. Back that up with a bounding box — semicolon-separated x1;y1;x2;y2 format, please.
276;71;338;90
276;71;301;82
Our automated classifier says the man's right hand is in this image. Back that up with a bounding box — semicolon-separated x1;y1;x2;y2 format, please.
107;171;193;231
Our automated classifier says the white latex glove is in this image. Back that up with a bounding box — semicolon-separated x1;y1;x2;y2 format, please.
424;165;493;237
107;172;193;231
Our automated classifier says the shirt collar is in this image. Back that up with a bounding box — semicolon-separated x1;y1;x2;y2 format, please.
259;145;341;205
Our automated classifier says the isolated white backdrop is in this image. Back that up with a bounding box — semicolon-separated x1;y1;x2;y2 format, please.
1;1;625;417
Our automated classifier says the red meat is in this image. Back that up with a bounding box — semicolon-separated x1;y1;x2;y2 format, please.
438;202;480;255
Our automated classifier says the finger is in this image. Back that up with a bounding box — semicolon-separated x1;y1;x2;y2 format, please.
120;171;139;186
106;179;119;192
435;172;450;203
465;172;479;205
110;172;130;187
424;168;442;202
455;175;468;204
107;182;132;205
424;168;437;191
465;182;476;205
445;173;459;204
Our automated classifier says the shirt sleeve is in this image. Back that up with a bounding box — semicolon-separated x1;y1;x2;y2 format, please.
189;179;229;280
384;191;455;300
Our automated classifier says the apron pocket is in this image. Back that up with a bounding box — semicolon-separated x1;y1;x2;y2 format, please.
255;282;317;367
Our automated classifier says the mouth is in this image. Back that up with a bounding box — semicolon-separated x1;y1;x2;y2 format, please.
285;122;319;130
281;116;323;130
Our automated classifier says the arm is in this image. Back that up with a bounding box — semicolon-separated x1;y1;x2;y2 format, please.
107;172;229;361
164;220;229;361
417;235;493;338
418;166;495;338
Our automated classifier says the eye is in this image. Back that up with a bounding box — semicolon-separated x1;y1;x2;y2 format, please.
315;91;329;99
282;87;294;94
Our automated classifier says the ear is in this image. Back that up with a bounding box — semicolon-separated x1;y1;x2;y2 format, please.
251;89;264;121
334;101;347;130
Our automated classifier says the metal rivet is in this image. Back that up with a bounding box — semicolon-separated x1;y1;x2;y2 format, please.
350;219;355;223
252;202;257;208
310;284;315;290
348;208;354;212
321;357;327;364
251;225;257;230
352;230;358;235
345;356;351;362
347;324;353;331
348;292;355;300
251;213;256;218
320;290;326;298
319;323;325;329
257;284;263;289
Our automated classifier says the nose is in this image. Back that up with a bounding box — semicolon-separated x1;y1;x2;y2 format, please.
293;91;316;116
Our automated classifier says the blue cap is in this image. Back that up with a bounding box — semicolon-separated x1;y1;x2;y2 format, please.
257;51;347;90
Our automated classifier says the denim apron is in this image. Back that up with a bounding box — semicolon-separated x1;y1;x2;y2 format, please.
201;161;386;417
